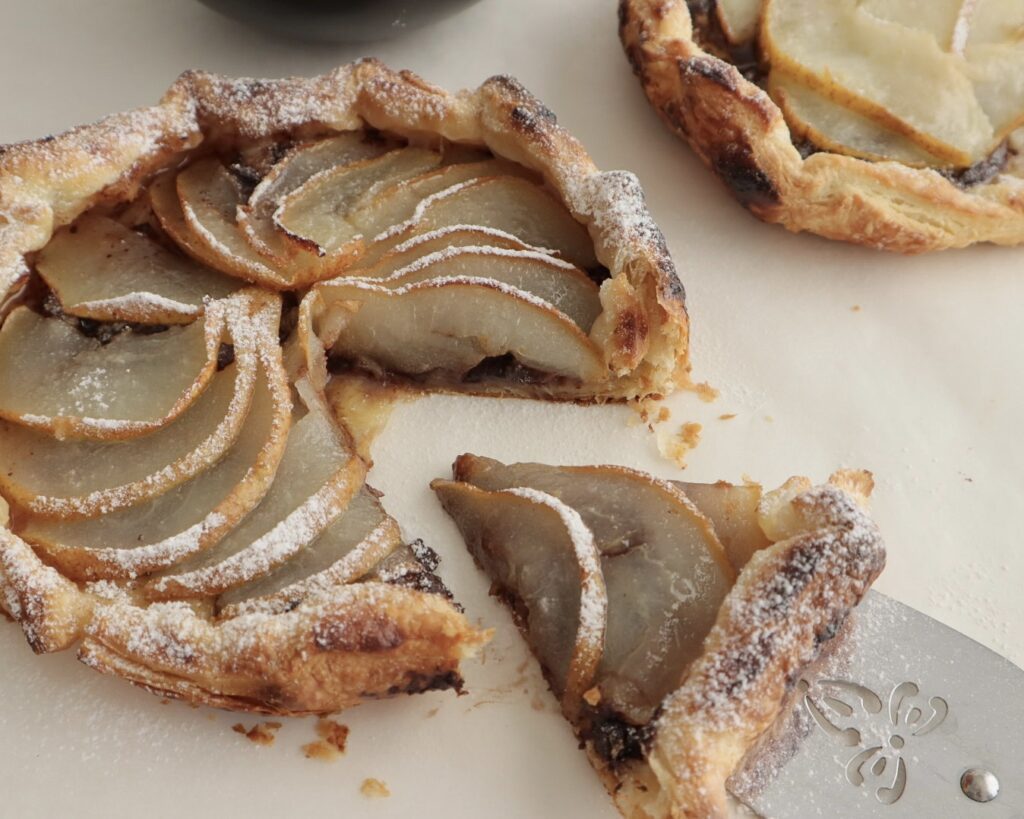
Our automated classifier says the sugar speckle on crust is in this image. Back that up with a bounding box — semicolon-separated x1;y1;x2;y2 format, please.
656;485;884;736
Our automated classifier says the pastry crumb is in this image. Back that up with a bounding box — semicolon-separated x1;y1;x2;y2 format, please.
303;718;350;760
851;304;862;312
302;741;335;760
424;707;440;719
361;778;391;798
582;687;602;707
630;396;669;427
658;422;702;468
692;381;719;402
718;413;736;421
232;721;282;746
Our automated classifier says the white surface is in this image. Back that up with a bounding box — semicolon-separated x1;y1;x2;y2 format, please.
2;1;1023;817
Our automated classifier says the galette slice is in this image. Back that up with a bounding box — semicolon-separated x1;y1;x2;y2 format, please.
433;455;884;818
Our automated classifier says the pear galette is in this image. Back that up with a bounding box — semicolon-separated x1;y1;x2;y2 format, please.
0;61;687;713
620;0;1024;252
434;455;885;818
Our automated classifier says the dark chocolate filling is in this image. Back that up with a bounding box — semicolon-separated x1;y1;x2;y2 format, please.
327;353;585;396
585;709;655;768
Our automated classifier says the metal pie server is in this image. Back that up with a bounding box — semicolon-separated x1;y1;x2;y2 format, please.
728;591;1024;817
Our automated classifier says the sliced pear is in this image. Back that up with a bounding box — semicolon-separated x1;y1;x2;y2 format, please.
347;225;541;278
282;290;330;391
238;133;391;277
0;307;221;440
966;0;1024;45
149;171;223;266
859;0;973;51
964;43;1024;140
346;159;536;240
239;133;390;253
432;479;606;710
716;0;763;45
960;0;1024;138
146;384;366;599
449;454;734;724
315;278;606;383
175;159;292;288
216;487;403;615
35;215;239;324
674;481;771;572
20;345;293;582
770;72;949;166
274;148;442;257
351;247;601;332
0;294;272;519
762;0;994;165
369;177;598;270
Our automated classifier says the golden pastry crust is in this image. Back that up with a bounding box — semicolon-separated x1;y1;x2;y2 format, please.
79;583;488;715
0;60;688;396
619;0;1024;253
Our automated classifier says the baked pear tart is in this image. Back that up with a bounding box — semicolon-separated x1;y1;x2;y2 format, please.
620;0;1024;252
0;61;686;713
434;455;885;818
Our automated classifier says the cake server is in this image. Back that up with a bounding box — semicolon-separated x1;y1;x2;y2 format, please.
728;590;1024;817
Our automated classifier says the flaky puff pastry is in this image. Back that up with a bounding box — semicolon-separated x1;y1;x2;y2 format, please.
619;0;1024;253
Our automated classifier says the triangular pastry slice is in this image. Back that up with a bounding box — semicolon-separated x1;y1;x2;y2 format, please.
434;455;885;818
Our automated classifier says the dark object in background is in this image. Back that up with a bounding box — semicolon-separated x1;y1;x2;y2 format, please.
197;0;485;42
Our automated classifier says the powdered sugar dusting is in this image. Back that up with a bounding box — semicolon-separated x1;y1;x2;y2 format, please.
503;487;607;663
366;244;578;283
655;484;884;743
390;224;554;256
75;291;200;319
328;274;574;318
570;171;671;271
373;180;476;242
150;472;355;596
224;518;400;617
22;295;262;518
